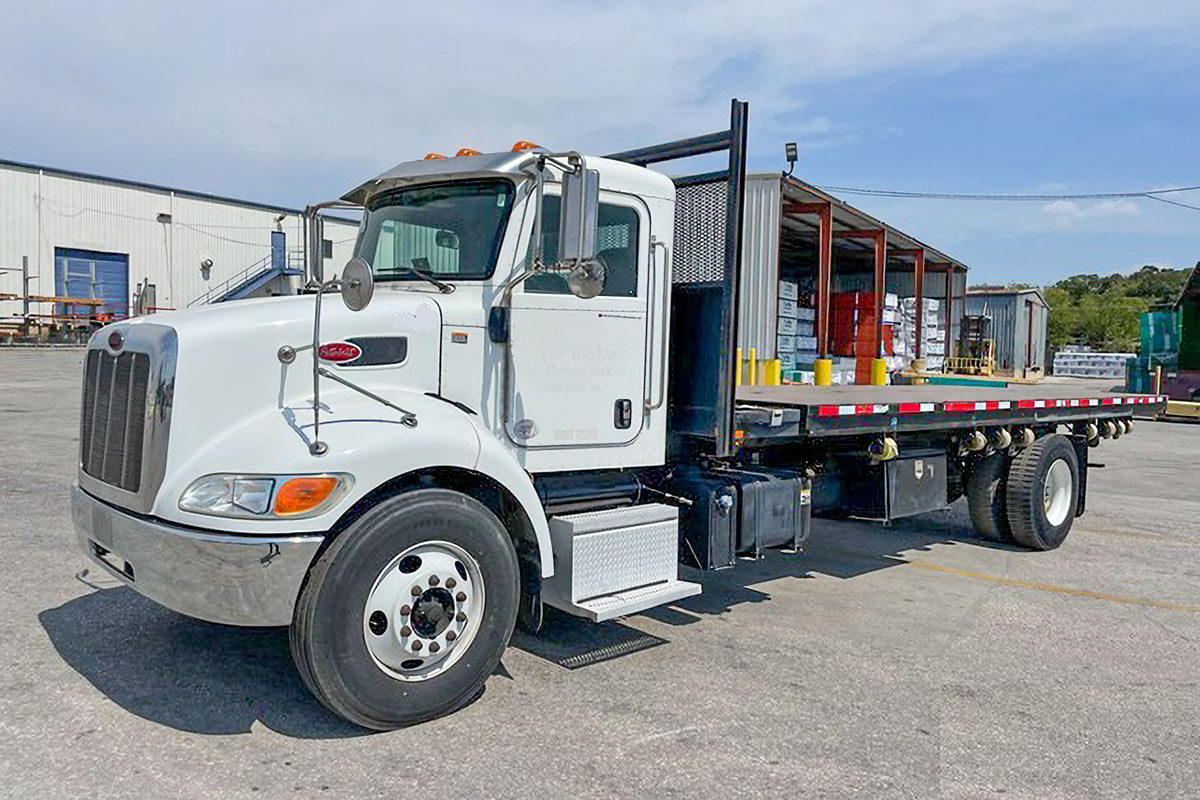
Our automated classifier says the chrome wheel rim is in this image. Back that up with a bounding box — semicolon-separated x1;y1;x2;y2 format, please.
1043;458;1073;527
362;540;485;682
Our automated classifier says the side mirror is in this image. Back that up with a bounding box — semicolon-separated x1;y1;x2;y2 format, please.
340;257;374;311
558;165;599;264
435;230;460;250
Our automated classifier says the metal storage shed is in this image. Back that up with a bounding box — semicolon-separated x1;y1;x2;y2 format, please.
964;286;1049;377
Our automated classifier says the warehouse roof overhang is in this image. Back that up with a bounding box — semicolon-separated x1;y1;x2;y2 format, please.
750;172;968;275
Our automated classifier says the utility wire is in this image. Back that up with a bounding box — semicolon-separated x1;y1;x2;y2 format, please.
815;184;1200;202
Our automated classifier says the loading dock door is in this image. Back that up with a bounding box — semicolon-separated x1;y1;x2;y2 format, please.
55;248;129;321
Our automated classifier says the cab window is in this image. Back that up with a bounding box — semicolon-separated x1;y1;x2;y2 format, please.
525;195;640;297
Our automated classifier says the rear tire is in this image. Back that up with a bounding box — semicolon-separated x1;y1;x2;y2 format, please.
290;488;519;730
1005;434;1079;551
966;453;1013;542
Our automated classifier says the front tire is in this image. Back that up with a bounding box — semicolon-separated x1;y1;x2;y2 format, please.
1005;434;1080;551
291;488;519;730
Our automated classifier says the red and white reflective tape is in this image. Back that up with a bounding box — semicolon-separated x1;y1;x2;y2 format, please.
813;394;1165;420
816;403;890;417
897;402;936;414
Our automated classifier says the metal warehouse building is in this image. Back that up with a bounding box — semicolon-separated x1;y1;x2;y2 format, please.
964;285;1049;377
0;158;359;333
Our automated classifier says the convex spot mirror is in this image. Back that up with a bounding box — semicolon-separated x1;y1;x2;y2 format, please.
341;257;374;311
567;256;606;299
435;230;460;250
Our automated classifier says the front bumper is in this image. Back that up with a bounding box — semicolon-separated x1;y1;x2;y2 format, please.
72;483;325;626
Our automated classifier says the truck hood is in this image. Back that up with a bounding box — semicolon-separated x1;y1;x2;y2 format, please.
122;291;445;493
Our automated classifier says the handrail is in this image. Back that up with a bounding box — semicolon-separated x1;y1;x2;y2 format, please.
187;249;306;307
646;237;671;411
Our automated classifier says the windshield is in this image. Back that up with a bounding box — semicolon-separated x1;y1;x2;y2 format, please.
354;179;515;282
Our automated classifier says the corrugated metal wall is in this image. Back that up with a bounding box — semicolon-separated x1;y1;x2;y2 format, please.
964;291;1048;373
0;162;358;319
737;176;782;356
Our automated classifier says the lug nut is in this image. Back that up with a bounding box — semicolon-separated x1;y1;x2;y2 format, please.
411;585;422;596
446;630;457;641
412;640;423;651
456;611;466;622
455;591;467;602
446;578;456;589
400;604;411;616
429;642;441;653
400;625;412;636
429;575;439;586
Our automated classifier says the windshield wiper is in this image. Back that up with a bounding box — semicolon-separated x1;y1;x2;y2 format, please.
399;258;455;294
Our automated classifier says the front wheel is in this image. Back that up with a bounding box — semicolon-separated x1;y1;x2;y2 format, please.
1005;434;1080;551
291;488;519;730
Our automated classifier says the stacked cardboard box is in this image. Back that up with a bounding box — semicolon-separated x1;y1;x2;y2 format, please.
897;297;946;372
777;280;818;376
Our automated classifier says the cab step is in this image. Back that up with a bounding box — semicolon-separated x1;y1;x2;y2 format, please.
542;503;701;622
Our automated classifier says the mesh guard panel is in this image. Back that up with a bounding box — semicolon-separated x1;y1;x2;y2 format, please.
672;177;729;285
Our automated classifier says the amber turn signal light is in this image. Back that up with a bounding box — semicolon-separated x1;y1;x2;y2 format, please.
274;476;340;516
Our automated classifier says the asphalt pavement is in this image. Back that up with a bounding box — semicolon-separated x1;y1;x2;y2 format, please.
2;348;1198;799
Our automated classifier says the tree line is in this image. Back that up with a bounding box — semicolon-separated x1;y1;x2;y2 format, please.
1043;264;1193;352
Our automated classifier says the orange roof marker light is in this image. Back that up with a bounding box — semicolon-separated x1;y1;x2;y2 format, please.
456;148;482;157
511;140;540;152
423;152;447;160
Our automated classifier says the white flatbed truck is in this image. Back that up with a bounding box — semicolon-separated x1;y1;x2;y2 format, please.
71;100;1166;729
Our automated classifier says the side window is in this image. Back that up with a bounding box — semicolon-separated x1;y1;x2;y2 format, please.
526;195;640;297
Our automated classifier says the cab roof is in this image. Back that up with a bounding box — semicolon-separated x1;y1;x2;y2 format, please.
342;151;675;206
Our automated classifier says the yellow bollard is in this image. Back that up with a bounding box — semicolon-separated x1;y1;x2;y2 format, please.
735;348;743;386
814;358;832;386
870;358;887;386
763;359;782;386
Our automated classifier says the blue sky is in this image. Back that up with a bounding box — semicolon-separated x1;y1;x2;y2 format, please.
2;0;1198;285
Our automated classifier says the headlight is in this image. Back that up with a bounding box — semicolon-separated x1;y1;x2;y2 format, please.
179;473;353;519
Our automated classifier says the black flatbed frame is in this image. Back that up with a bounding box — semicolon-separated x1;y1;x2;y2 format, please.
734;383;1164;441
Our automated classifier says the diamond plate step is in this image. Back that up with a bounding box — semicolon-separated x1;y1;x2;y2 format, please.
564;579;701;622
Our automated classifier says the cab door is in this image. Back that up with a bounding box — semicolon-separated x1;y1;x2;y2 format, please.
505;191;650;450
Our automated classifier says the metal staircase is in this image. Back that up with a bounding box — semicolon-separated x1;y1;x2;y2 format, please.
188;251;305;307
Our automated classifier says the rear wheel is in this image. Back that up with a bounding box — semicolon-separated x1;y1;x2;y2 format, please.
1005;434;1079;551
291;488;519;730
966;453;1013;542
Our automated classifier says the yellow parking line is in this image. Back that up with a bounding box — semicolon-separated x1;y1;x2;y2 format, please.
906;561;1200;612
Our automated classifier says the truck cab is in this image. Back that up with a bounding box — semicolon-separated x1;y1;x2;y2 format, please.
73;142;697;730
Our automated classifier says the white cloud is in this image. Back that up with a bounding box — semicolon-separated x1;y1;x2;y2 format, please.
1038;198;1143;231
2;0;1199;182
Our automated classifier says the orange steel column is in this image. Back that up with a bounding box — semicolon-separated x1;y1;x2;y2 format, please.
894;248;925;364
833;229;887;356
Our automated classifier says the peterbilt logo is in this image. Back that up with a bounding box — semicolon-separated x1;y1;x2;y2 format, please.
107;329;124;351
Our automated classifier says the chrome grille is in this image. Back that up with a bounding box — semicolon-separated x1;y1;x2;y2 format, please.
81;349;150;491
78;324;176;513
